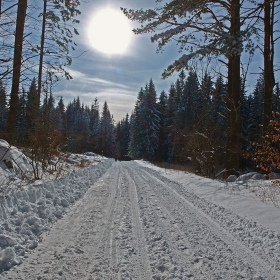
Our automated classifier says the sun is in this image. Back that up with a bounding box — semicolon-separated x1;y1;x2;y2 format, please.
88;8;133;55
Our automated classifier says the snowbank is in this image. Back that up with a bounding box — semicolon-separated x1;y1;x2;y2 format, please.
0;140;33;182
0;155;113;272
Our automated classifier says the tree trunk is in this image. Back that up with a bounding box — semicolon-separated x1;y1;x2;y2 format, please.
37;0;47;119
263;0;275;134
225;0;241;176
6;0;27;144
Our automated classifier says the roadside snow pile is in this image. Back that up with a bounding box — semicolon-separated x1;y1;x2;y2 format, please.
0;149;113;273
0;140;33;183
224;172;280;208
0;139;105;186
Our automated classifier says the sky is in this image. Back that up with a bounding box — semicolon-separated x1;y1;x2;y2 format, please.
54;0;280;122
54;0;179;122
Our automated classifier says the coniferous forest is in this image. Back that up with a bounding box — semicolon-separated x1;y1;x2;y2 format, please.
1;0;280;179
1;72;280;178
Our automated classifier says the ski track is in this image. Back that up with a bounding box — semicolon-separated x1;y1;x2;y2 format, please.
2;161;280;280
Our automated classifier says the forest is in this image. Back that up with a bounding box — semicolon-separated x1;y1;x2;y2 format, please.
1;72;280;178
0;0;280;179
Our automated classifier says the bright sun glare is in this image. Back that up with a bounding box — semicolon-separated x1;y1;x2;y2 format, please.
88;8;132;55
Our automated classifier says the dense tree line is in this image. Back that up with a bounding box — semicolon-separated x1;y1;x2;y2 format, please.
122;0;279;175
1;73;279;178
0;0;81;143
0;79;116;157
1;0;279;178
127;74;280;178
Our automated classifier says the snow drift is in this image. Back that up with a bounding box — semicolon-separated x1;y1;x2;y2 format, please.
0;143;113;272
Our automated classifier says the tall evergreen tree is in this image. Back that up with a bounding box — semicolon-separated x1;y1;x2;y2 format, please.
0;80;7;137
122;0;260;173
26;78;39;133
90;98;100;152
97;101;115;156
16;87;28;144
186;71;201;122
210;75;227;131
166;83;179;161
129;80;160;160
56;96;66;133
157;90;168;161
200;72;213;115
140;79;160;159
129;87;146;158
116;113;130;158
250;76;265;141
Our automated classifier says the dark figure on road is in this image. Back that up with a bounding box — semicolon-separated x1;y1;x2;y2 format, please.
115;153;119;161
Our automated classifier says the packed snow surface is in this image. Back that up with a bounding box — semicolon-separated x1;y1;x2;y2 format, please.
1;157;280;279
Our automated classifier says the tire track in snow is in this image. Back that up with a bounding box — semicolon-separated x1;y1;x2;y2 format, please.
136;163;279;279
123;168;153;279
3;160;279;279
124;162;195;279
86;162;127;279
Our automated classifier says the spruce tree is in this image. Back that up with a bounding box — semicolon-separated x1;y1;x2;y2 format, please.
129;88;146;158
90;98;99;152
166;83;179;161
97;101;115;157
120;114;130;158
16;87;28;144
26;78;39;133
140;79;160;160
0;80;7;137
250;76;265;141
56;96;66;132
157;90;168;161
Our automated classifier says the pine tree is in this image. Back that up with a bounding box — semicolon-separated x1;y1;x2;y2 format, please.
89;98;99;152
200;72;213;115
210;75;227;131
0;80;7;137
16;87;28;144
56;96;67;133
128;112;139;158
66;98;80;151
97;101;115;156
250;76;265;141
157;90;168;161
116;113;130;158
166;83;179;161
186;71;201;121
129;88;146;158
122;0;257;173
129;80;160;160
26;78;39;133
140;79;160;159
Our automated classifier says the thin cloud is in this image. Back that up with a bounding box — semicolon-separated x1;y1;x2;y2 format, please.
65;67;130;89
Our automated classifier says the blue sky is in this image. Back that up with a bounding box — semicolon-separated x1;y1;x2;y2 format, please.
54;0;178;121
54;0;280;122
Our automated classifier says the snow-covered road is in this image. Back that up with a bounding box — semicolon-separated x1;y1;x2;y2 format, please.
3;161;280;279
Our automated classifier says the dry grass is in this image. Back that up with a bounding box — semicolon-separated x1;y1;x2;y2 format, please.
256;180;280;208
79;159;91;168
246;179;280;208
